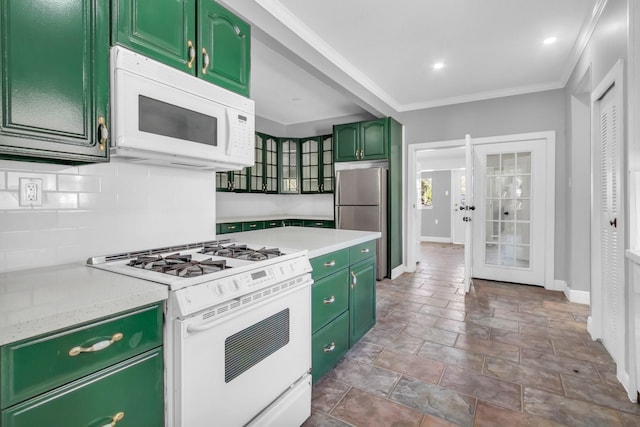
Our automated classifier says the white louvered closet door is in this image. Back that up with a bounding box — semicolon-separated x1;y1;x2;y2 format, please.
597;84;624;363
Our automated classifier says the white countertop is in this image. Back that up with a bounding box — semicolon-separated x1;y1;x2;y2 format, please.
0;263;168;346
217;215;334;223
222;226;381;258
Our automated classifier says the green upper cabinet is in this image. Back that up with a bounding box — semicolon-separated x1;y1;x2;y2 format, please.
113;0;250;97
216;167;249;192
279;138;299;194
334;118;388;162
251;133;278;193
198;0;251;97
0;0;110;163
113;0;196;73
301;135;334;193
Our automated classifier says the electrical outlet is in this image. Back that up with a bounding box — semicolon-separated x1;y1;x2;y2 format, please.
19;178;43;207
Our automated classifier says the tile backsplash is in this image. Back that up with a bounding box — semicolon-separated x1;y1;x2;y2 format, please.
0;160;217;273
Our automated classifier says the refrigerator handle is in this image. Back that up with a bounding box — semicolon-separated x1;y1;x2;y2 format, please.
335;206;341;228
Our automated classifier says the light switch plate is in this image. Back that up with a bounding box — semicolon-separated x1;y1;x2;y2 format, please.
19;177;43;207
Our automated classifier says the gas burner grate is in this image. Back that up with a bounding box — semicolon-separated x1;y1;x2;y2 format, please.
200;244;283;261
127;253;229;277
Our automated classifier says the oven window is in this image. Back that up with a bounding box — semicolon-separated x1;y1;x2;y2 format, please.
225;309;290;383
138;95;217;146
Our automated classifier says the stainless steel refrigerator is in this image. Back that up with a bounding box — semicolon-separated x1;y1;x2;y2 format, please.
335;167;387;280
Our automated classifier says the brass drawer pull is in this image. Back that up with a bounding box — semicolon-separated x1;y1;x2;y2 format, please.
323;342;336;353
228;225;237;230
68;333;123;357
360;248;370;253
323;295;336;304
249;224;257;228
323;260;336;267
102;412;125;427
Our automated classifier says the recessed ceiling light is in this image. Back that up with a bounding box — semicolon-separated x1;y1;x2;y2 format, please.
433;62;444;70
543;37;557;45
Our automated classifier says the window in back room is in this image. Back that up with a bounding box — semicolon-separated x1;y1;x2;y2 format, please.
421;177;432;208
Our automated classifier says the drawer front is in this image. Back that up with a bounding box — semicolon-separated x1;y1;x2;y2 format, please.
285;219;303;227
242;221;265;231
312;311;349;383
312;270;349;333
2;348;164;427
265;220;283;228
310;249;349;281
219;222;242;234
1;304;163;408
349;240;376;265
303;220;334;228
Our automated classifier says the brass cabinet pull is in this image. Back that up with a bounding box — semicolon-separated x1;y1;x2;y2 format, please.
249;224;257;228
187;40;196;68
202;48;210;74
68;332;123;357
323;295;336;304
323;260;336;267
323;342;336;353
351;271;357;288
102;412;125;427
228;225;236;230
360;248;370;253
98;117;108;151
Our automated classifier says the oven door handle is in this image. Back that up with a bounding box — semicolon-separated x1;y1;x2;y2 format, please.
187;320;224;334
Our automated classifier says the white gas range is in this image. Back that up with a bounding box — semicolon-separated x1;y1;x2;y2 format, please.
88;240;313;427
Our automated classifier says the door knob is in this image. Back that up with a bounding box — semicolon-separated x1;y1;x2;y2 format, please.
503;211;509;216
609;218;617;228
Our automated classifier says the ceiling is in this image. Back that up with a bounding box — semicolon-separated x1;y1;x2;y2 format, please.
225;0;604;126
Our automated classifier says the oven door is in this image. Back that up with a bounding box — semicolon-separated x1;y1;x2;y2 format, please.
172;280;311;427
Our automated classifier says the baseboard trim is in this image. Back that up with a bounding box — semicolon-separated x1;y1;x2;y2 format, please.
559;280;590;305
390;265;405;280
420;236;452;243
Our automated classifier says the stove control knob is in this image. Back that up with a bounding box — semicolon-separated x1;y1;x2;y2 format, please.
231;280;240;291
215;284;225;296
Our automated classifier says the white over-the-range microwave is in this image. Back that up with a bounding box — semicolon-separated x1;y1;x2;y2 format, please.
109;46;255;170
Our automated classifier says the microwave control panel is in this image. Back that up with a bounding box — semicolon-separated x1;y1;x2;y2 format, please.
227;111;255;165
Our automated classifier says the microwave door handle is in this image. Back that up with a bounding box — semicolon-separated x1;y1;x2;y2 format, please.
224;109;233;155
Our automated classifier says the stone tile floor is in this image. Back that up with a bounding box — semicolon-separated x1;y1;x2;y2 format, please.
303;242;640;426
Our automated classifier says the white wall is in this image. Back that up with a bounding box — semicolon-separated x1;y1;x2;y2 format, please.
398;89;567;279
0;160;217;273
564;0;628;293
216;191;333;219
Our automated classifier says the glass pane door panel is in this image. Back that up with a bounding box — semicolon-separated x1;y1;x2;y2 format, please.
483;150;532;269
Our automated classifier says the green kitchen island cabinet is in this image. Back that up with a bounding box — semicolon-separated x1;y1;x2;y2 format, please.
113;0;251;97
1;304;164;426
0;0;110;164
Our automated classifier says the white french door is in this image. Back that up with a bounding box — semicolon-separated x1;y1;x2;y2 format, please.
471;140;547;286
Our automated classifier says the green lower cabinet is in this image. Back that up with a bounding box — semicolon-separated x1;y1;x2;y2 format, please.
218;222;242;234
0;305;162;409
265;220;283;228
311;311;349;383
285;219;304;227
349;257;376;345
1;348;164;427
312;270;349;332
241;221;265;231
